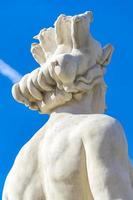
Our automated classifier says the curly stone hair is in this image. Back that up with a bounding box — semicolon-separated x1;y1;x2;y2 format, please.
12;11;113;113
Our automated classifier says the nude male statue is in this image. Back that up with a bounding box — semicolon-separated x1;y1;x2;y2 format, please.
2;11;133;200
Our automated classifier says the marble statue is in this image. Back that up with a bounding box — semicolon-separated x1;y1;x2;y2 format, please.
2;11;133;200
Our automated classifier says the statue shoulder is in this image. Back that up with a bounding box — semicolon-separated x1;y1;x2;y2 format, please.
81;114;126;143
11;124;46;170
85;114;120;125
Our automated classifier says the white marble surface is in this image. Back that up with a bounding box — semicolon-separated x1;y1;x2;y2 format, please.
11;11;113;114
3;11;133;200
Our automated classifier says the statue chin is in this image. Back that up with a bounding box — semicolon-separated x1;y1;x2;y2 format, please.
3;11;133;200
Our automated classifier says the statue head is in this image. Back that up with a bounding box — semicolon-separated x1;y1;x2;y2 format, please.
12;11;114;114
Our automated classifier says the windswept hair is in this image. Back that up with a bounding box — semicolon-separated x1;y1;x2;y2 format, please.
12;11;113;113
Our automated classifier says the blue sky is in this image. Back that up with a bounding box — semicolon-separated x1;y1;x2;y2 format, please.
0;0;133;197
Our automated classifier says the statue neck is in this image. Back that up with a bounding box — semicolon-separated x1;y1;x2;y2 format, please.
52;96;93;114
52;85;106;115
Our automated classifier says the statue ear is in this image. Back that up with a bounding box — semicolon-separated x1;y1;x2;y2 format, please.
85;11;93;23
101;44;114;66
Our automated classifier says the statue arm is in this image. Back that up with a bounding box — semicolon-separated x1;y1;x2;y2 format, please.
2;126;46;200
82;114;133;200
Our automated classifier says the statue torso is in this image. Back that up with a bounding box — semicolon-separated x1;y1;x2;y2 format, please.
4;113;94;200
39;113;94;200
3;113;133;200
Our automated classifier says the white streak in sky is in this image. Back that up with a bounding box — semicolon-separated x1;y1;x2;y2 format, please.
0;59;22;83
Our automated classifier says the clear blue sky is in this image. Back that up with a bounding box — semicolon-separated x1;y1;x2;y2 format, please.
0;0;133;197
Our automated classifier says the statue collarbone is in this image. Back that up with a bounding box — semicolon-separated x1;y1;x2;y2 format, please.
12;11;114;114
